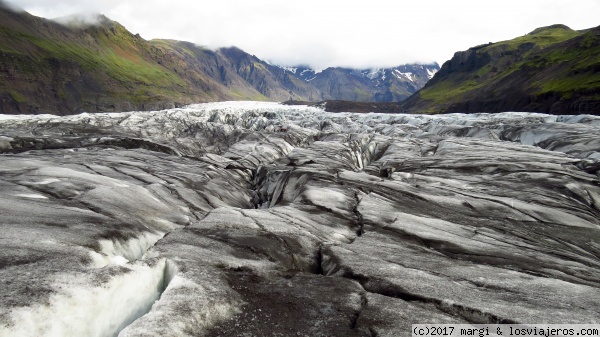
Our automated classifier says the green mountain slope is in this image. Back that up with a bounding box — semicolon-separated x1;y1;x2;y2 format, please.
0;4;323;114
0;4;233;114
402;24;600;114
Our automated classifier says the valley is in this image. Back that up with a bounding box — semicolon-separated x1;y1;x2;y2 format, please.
0;2;599;336
0;3;438;115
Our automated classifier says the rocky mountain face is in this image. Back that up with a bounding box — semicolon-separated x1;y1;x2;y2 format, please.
0;4;434;115
282;64;438;102
146;41;323;103
1;102;600;336
402;24;600;114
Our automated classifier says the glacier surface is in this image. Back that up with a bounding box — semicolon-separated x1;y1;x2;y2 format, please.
0;101;599;336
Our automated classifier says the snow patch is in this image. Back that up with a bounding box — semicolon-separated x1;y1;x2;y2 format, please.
394;70;414;82
426;68;438;79
300;69;313;76
278;65;298;74
365;68;383;80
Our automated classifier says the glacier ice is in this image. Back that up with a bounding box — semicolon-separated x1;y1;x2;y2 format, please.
0;259;168;337
0;102;599;335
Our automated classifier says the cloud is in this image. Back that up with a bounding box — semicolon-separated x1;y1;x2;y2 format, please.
6;0;600;70
52;13;108;26
9;0;121;17
0;0;25;12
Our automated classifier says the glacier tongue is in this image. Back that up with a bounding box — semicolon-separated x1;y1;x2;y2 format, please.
1;102;600;336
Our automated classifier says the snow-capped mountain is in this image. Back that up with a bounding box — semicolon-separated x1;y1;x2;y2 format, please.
278;63;440;102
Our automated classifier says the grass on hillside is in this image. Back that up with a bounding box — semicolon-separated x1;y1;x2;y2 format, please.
419;80;483;102
0;24;185;89
419;26;598;104
484;26;581;54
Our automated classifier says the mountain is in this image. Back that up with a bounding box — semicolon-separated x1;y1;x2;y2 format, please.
402;24;600;114
147;42;323;102
279;64;439;102
0;3;225;114
0;4;435;115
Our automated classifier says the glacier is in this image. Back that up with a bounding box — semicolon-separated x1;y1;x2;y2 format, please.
0;101;599;336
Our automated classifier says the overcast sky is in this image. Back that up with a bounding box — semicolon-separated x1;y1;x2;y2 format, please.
6;0;600;70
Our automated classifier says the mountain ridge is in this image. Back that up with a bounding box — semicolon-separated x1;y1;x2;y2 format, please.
277;63;438;102
0;5;437;115
0;5;220;114
401;24;600;114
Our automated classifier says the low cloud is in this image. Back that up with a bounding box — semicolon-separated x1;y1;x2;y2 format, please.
6;0;600;69
52;12;107;27
0;0;25;12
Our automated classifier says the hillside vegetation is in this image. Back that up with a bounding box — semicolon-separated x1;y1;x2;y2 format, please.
0;5;231;114
402;24;600;114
